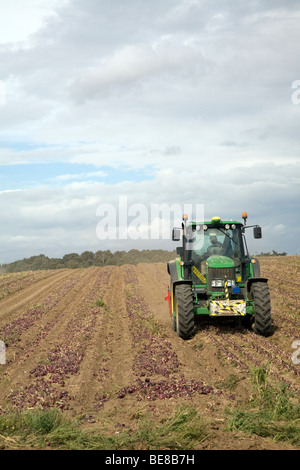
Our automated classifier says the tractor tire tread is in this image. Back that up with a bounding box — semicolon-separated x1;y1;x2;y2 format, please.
252;282;272;337
175;284;194;340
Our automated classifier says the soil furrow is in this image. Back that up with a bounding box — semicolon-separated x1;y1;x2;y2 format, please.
0;257;298;450
65;266;135;417
0;270;94;404
0;269;73;322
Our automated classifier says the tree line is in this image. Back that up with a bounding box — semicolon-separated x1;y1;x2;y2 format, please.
0;249;177;273
0;248;288;273
256;250;287;257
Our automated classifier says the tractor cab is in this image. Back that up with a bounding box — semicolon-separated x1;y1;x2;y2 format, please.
172;213;262;285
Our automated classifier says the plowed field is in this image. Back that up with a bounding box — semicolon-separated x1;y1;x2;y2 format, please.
0;257;299;450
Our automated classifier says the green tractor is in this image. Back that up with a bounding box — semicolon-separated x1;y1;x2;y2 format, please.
166;212;272;339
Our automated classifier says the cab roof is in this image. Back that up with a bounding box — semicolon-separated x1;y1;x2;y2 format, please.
189;220;243;226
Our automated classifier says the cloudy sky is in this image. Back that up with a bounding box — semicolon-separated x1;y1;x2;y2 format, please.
0;0;299;263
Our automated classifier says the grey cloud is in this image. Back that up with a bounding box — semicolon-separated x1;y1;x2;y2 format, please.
0;0;299;124
164;146;182;156
219;141;249;148
70;42;201;102
0;0;299;261
1;159;299;263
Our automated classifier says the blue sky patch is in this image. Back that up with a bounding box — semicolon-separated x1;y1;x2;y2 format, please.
0;140;50;152
0;162;155;191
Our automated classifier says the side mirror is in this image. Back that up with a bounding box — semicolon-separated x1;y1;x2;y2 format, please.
172;228;181;241
253;226;262;239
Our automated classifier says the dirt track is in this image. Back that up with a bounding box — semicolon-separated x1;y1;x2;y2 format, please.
0;258;299;450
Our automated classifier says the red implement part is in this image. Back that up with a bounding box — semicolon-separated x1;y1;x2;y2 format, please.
165;289;171;315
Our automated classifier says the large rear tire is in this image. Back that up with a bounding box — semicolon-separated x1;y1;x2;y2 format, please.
174;284;194;340
251;282;272;337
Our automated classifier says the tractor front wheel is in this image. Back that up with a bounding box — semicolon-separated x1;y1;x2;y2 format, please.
251;282;272;337
174;284;194;340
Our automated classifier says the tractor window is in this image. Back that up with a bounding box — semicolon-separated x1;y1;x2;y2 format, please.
188;226;244;265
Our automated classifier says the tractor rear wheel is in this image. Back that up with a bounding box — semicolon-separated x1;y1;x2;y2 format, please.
174;284;194;340
251;282;272;337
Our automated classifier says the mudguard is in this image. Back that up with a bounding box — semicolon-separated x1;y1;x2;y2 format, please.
167;260;192;296
246;277;268;298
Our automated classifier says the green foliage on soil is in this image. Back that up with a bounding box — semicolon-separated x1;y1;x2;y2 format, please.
1;365;299;449
227;364;300;445
0;404;208;450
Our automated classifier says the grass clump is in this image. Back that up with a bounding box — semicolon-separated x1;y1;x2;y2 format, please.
218;374;242;391
0;408;67;448
0;404;208;450
136;405;208;450
94;299;107;309
227;364;300;445
0;408;63;436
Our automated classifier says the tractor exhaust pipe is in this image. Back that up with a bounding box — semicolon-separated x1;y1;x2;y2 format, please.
182;214;189;279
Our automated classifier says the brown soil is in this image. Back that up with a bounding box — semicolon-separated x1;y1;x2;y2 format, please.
0;257;299;450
